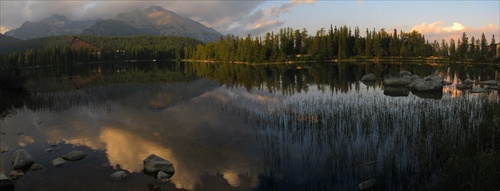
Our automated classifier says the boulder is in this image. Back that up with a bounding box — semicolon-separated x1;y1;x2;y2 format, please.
383;71;418;86
29;163;45;171
61;150;87;161
52;157;66;167
475;80;498;86
471;87;487;93
361;73;376;81
12;149;34;169
143;154;175;175
407;76;443;92
0;174;14;191
9;170;23;180
110;171;127;180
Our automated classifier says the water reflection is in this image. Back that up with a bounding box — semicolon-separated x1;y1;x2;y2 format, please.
1;61;499;190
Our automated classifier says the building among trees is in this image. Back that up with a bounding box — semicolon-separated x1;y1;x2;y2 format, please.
70;37;102;58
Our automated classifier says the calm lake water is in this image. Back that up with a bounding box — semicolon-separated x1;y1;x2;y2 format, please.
1;61;499;190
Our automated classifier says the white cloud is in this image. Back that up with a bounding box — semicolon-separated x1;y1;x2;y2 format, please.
410;21;500;41
442;22;465;32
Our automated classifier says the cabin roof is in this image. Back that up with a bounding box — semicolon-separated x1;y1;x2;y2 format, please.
70;37;101;51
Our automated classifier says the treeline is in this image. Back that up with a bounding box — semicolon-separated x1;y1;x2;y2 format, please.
188;26;498;63
1;35;201;66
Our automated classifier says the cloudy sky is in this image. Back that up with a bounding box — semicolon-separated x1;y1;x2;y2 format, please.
0;0;498;41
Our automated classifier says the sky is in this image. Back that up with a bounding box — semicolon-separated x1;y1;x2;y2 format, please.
0;0;499;42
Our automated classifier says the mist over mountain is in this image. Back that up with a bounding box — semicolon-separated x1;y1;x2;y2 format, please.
4;6;222;42
5;14;96;40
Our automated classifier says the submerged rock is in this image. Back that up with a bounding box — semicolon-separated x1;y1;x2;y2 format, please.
486;85;499;90
476;80;498;86
12;149;34;169
442;80;452;85
0;174;15;191
146;183;161;191
157;171;172;181
29;163;45;171
52;157;66;167
471;87;487;93
1;146;11;154
463;79;474;85
45;148;54;153
143;154;175;175
412;91;443;99
9;170;23;180
383;86;410;97
110;171;127;180
456;84;472;91
361;73;376;81
358;179;377;190
61;150;87;161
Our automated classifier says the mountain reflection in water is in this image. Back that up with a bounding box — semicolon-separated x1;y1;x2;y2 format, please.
1;61;499;190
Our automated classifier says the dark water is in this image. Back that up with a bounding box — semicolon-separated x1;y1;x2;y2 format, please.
1;62;499;190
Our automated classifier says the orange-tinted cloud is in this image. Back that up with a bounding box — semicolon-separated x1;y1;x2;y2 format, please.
0;26;10;34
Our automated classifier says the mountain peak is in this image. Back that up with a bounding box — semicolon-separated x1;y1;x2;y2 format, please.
145;6;166;13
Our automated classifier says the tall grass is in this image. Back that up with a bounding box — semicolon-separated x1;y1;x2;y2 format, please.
218;89;500;190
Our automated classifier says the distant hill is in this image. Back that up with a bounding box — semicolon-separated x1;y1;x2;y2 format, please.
0;33;23;45
4;6;223;42
0;35;75;54
4;14;96;40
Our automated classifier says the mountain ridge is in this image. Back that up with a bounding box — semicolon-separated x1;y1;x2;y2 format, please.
5;6;222;42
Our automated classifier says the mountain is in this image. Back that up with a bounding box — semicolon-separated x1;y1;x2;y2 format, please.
86;6;222;42
4;6;222;42
4;14;96;40
82;19;159;36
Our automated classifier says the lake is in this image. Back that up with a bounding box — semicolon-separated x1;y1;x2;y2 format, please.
1;61;499;190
